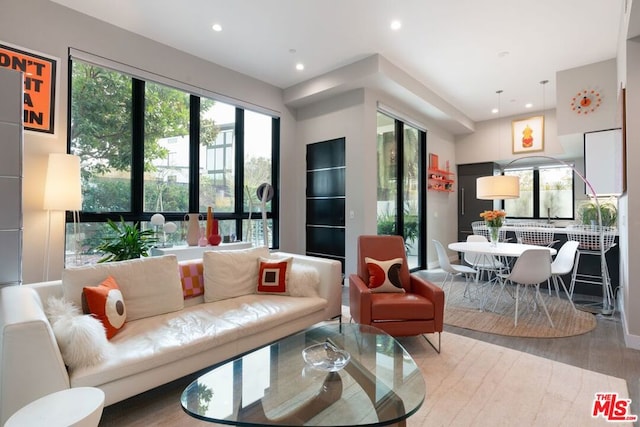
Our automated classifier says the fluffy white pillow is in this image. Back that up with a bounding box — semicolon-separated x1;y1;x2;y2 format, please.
62;255;183;321
203;246;270;302
45;297;112;370
288;263;320;297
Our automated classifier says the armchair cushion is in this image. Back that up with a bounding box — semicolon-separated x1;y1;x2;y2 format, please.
371;293;434;320
365;257;405;293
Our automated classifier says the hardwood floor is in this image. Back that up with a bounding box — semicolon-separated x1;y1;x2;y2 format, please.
412;269;640;417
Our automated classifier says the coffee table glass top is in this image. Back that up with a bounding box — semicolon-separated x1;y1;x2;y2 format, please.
181;323;425;426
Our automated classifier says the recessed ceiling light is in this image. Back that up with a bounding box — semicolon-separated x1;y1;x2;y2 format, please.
491;108;499;114
390;20;402;30
525;103;533;108
212;23;222;32
296;63;304;71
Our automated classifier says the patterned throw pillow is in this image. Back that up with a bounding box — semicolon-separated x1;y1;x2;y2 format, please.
83;276;127;339
178;259;204;298
257;256;292;294
364;257;405;293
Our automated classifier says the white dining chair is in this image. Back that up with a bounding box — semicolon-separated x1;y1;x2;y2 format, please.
433;240;478;302
494;248;554;327
549;240;579;311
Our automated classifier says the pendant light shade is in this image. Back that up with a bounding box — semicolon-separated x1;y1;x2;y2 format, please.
476;175;520;200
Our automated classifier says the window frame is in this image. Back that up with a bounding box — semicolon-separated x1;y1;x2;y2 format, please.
65;57;280;251
502;164;575;220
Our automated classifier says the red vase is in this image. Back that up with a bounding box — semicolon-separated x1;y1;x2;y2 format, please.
208;233;222;246
208;219;221;245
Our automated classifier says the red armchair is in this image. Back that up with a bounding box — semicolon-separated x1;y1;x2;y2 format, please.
349;235;445;352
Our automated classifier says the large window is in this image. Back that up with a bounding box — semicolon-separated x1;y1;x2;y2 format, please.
66;60;279;265
503;165;574;220
376;111;426;270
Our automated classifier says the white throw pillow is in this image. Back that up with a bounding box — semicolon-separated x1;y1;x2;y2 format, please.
45;297;112;370
203;246;270;302
287;262;320;297
62;255;183;321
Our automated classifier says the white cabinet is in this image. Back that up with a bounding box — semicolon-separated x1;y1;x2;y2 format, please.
584;129;623;196
0;68;23;286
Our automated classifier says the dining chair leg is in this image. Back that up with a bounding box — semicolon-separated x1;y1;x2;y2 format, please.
534;284;554;327
514;284;520;327
553;275;577;311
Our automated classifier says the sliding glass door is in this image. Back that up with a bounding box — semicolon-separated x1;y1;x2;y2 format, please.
376;112;426;270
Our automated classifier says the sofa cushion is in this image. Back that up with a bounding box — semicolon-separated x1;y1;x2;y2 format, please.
82;276;127;339
203;246;270;302
69;294;327;389
62;255;183;321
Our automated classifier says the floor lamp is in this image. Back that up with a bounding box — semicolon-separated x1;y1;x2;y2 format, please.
43;153;82;281
476;155;614;315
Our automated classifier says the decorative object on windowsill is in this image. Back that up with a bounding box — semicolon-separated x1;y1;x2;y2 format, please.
162;221;177;247
206;206;221;246
151;213;166;245
185;213;202;246
198;227;208;247
95;217;156;263
479;210;506;246
302;341;350;372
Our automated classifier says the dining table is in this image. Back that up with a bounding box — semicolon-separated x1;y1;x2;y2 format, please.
447;241;557;310
448;241;557;258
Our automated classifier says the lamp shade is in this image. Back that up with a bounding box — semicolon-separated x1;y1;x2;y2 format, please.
43;153;82;211
476;175;520;200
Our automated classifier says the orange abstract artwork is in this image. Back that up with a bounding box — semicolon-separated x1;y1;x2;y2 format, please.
521;124;534;148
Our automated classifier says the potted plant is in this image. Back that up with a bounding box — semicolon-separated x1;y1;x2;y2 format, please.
95;217;157;263
578;200;618;227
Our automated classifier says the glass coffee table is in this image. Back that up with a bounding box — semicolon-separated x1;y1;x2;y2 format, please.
181;323;425;426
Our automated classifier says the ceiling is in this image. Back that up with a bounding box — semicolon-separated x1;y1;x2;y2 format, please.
51;0;624;126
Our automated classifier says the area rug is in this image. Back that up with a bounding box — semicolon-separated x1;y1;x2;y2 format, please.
443;279;597;338
98;330;632;426
404;332;632;426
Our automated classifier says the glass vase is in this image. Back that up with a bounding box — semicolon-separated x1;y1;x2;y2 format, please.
488;226;501;246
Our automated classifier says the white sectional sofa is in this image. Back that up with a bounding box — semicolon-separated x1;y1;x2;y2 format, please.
0;248;342;424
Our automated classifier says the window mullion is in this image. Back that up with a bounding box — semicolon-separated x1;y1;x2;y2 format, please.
189;95;200;212
235;108;244;231
131;78;145;216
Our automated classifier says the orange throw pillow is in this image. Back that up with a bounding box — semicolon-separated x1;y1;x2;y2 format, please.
83;276;127;339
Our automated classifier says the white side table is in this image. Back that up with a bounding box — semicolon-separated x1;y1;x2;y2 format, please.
5;387;105;427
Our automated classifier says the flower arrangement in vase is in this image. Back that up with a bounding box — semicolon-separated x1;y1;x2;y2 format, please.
479;210;507;246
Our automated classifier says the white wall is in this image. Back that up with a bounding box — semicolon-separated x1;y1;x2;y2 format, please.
295;88;458;274
1;0;296;283
556;59;618;136
456;109;569;164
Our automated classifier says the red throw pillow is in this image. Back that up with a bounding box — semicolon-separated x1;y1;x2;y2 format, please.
365;257;405;293
257;257;292;294
83;276;127;339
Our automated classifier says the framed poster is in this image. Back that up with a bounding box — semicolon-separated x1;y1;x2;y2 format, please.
512;116;544;154
0;42;57;133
